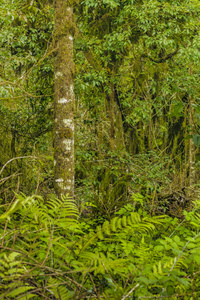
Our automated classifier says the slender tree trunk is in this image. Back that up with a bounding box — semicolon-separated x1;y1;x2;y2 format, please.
188;66;195;188
189;96;195;187
110;80;115;150
53;0;75;198
108;63;116;150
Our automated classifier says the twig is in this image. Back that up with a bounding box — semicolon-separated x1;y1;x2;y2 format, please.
101;261;120;290
89;273;100;300
121;284;139;300
0;156;37;176
0;173;22;184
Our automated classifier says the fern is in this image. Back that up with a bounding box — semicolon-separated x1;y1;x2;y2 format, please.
46;277;71;300
0;195;198;299
79;251;127;275
0;193;79;230
110;216;118;232
135;243;151;263
46;194;79;218
0;252;36;299
74;212;167;281
45;194;79;230
0;193;42;221
79;212;166;253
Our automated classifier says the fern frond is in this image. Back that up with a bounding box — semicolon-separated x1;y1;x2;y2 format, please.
130;212;141;224
47;277;70;300
102;220;111;235
97;225;104;240
143;215;167;225
80;231;99;252
2;193;80;233
79;212;163;252
0;253;35;299
163;255;188;270
135;244;151;263
117;217;122;229
46;194;79;221
79;251;127;275
0;193;42;221
110;217;118;232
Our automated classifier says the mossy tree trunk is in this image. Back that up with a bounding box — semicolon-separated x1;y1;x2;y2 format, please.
189;96;195;187
54;0;75;198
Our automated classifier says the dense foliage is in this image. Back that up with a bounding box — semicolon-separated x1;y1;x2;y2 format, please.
1;0;200;298
1;195;200;299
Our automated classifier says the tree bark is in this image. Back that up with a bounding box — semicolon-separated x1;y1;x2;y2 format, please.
189;96;195;187
188;67;195;188
53;0;75;198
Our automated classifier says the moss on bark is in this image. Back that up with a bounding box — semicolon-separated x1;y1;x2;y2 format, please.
54;0;75;198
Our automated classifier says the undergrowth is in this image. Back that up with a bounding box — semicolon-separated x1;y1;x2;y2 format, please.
0;194;200;299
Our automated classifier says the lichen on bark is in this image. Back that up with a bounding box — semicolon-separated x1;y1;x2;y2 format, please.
53;0;75;198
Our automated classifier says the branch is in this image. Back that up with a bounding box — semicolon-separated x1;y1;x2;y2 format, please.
0;156;37;176
121;284;140;300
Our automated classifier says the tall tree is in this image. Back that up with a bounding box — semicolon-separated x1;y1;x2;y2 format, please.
54;0;75;198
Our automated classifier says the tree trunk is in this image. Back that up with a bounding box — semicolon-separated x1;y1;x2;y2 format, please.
188;66;195;188
189;96;195;187
53;0;75;198
110;80;115;150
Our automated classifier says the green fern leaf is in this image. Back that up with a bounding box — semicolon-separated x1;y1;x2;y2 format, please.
47;277;70;299
110;217;118;232
5;285;34;298
80;232;98;252
127;215;133;226
153;264;157;274
103;220;111;235
117;217;122;229
97;225;104;240
130;212;141;224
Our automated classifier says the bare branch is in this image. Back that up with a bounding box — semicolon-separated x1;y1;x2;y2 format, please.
0;156;37;176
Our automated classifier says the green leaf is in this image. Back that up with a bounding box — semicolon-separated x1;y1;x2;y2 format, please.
103;0;119;8
173;236;180;243
193;133;200;147
187;243;196;249
191;254;200;264
6;286;33;298
136;276;150;284
154;245;164;252
166;285;174;296
173;276;190;286
170;103;184;117
193;105;200;114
